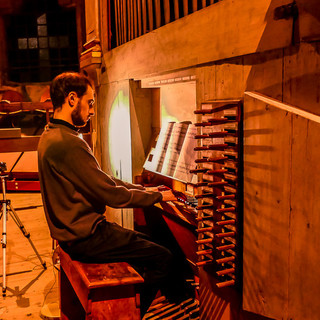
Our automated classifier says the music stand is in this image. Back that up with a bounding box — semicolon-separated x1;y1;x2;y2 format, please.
0;162;46;296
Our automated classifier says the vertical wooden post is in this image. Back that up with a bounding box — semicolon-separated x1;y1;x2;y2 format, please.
130;0;134;40
141;0;147;34
192;0;197;13
164;0;170;24
114;0;119;47
147;0;153;31
154;0;161;28
174;0;179;20
133;0;138;38
118;0;124;45
123;0;127;43
127;0;131;41
183;0;188;16
75;0;85;59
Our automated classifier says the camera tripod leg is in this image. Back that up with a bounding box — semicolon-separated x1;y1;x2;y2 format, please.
8;203;47;270
1;201;7;296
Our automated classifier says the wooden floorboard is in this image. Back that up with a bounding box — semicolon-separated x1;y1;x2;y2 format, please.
0;193;198;319
0;192;59;320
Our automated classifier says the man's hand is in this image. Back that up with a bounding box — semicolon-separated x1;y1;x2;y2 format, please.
145;185;177;202
145;186;159;192
160;189;177;202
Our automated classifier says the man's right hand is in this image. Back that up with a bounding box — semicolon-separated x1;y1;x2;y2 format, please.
160;189;177;202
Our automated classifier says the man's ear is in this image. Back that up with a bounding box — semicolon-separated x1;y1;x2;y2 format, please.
67;91;78;107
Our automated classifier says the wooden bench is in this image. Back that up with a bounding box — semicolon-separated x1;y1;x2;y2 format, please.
59;247;144;320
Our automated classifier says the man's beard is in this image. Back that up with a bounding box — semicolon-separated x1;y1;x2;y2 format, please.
71;105;87;127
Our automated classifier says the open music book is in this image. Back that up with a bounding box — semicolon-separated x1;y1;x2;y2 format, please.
144;121;198;184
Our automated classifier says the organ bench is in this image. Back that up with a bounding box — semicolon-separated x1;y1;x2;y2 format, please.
59;247;144;320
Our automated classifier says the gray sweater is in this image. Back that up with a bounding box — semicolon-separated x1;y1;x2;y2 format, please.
37;119;162;242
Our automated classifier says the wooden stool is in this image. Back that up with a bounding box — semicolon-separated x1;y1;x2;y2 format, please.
59;248;144;320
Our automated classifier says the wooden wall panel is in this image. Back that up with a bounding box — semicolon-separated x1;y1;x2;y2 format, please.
102;0;293;83
244;49;284;102
243;93;291;319
129;80;154;180
296;0;320;41
195;48;284;106
283;42;320;116
289;116;320;319
195;65;216;103
243;92;320;320
215;58;245;100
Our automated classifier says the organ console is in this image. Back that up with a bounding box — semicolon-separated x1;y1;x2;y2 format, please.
136;99;243;319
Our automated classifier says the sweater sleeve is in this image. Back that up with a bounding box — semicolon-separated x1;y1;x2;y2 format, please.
111;176;146;190
56;138;162;208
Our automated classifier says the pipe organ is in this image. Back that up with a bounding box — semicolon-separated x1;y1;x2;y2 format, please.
138;99;243;319
194;100;242;288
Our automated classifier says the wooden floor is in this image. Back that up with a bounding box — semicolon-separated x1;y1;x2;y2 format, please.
0;192;199;320
0;192;59;320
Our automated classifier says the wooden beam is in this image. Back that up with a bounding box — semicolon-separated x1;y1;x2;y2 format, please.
0;101;52;112
192;0;197;13
147;0;153;31
75;0;85;59
137;0;141;36
122;0;127;43
134;0;138;37
245;91;320;123
125;0;131;42
141;0;147;34
174;0;179;20
0;136;40;152
164;0;170;24
154;0;161;28
99;0;112;51
84;0;100;43
118;0;122;44
114;0;119;47
183;0;188;16
130;0;134;40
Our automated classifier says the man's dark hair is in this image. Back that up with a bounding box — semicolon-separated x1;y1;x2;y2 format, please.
50;72;93;110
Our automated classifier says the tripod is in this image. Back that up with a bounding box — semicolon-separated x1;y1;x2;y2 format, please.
1;173;46;296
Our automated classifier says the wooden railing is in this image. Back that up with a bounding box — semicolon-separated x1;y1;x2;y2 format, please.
109;0;221;48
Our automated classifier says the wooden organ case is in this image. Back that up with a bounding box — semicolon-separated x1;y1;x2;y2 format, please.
138;99;243;319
